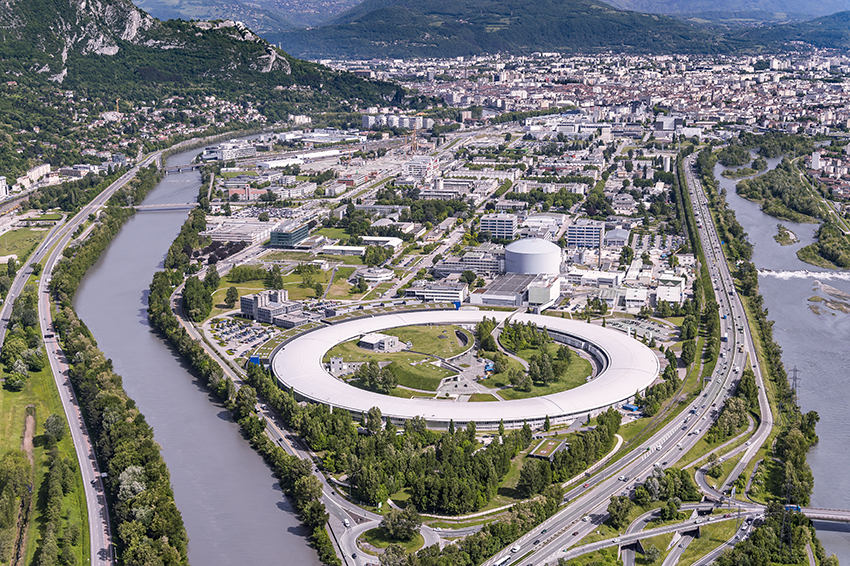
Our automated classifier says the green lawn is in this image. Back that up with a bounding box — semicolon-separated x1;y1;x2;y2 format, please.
1;346;89;566
220;170;257;179
261;250;316;261
315;227;350;242
469;393;498;402
326;266;365;300
479;354;593;401
387;360;453;391
359;527;424;554
34;213;62;221
636;532;675;565
385;325;471;358
564;548;621;566
208;280;266;319
317;253;365;265
0;228;48;258
326;341;453;391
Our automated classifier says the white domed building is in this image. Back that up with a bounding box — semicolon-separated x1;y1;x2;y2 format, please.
505;238;562;275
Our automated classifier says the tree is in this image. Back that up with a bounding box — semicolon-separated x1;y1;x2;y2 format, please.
258;212;270;222
381;507;422;541
380;544;407;566
658;497;681;521
634;485;651;507
644;545;661;563
293;475;323;510
607;495;634;529
225;286;239;308
366;406;383;434
6;258;15;277
204;268;220;292
544;415;551;432
460;270;476;285
44;414;66;442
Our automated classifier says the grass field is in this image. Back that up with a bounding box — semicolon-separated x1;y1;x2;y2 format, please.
220;170;257;179
261;250;316;261
469;393;498;402
318;253;365;265
387;360;453;391
325;266;362;300
209;280;266;319
315;227;350;242
385;325;471;358
34;213;62;221
480;355;593;401
0;228;48;258
1;348;89;566
326;341;452;391
636;532;675;565
359;527;424;555
564;548;621;566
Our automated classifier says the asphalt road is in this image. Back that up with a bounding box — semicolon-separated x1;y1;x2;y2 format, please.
28;153;161;566
487;153;778;566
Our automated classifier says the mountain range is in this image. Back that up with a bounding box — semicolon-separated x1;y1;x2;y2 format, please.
272;0;732;59
603;0;850;19
0;0;397;111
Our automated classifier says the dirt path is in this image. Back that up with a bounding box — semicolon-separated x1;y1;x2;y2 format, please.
21;413;34;464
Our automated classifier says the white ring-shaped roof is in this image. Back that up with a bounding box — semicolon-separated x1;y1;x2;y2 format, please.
270;310;660;429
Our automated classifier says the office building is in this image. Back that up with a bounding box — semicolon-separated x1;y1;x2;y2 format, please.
567;219;604;248
269;221;310;248
480;213;518;240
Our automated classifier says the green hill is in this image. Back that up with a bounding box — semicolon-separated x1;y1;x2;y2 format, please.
272;0;736;59
0;0;397;109
729;10;850;48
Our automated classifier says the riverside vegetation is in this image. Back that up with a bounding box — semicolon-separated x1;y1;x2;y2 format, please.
42;164;190;564
687;146;836;563
147;208;633;565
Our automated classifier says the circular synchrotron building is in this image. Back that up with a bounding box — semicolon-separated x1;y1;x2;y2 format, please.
270;310;659;431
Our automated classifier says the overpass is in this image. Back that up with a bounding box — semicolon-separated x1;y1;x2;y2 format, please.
134;203;197;211
163;164;201;174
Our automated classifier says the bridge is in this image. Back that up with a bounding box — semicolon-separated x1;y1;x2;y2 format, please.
134;203;197;211
163;164;201;174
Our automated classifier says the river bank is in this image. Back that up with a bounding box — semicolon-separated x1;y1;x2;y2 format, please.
715;157;850;564
73;145;321;566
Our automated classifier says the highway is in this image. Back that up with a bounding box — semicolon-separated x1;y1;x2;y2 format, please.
487;153;776;566
0;153;160;566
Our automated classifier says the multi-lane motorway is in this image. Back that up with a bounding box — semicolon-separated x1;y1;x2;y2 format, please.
486;154;774;566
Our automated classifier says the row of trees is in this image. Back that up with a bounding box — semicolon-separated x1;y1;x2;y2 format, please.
0;450;31;563
33;448;81;566
53;304;189;564
2;284;47;391
147;212;340;564
701;146;821;507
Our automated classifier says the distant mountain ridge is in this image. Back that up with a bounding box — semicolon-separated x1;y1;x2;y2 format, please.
272;0;732;59
602;0;850;18
130;0;362;27
0;0;398;115
131;0;297;35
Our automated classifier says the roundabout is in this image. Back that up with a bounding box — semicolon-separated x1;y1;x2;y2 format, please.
270;309;660;430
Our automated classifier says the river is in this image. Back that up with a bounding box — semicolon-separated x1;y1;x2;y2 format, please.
73;147;321;566
715;157;850;563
